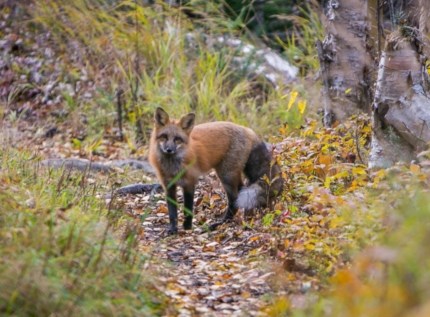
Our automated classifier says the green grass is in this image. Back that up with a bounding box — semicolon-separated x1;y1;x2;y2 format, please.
30;0;313;140
275;1;324;75
0;147;168;316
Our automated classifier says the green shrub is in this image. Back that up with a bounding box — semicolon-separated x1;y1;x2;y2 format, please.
0;149;168;316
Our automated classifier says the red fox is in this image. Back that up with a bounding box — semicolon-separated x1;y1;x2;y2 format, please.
149;107;283;234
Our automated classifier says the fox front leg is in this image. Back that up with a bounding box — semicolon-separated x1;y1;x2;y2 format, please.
183;185;195;230
166;184;178;235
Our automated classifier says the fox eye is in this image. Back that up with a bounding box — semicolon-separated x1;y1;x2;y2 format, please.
174;137;183;144
158;134;167;141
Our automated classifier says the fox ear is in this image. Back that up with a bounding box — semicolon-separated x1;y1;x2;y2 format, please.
154;107;169;127
179;112;195;133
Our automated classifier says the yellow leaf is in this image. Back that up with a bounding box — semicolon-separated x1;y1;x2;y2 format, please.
335;196;345;205
329;216;342;229
287;91;298;111
331;269;356;285
266;297;290;316
324;176;332;188
279;125;287;135
249;235;262;243
298;100;307;114
410;163;421;174
372;169;387;187
71;138;81;148
352;166;367;175
128;111;136;124
318;154;333;166
333;170;349;179
325;261;334;273
293;243;305;252
345;88;352;95
241;291;251;299
304;242;315;250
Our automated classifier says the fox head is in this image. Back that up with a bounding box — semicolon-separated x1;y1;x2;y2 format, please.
153;107;195;156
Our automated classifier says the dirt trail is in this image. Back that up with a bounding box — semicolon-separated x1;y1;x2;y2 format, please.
123;176;278;316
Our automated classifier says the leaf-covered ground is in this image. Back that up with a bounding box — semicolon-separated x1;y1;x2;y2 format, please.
2;110;377;316
5;108;430;316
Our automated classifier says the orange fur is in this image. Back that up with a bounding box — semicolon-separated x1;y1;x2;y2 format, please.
149;119;260;190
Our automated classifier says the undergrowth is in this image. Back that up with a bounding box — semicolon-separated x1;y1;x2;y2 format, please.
29;0;314;143
287;173;430;317
266;125;430;316
259;115;377;280
0;147;169;316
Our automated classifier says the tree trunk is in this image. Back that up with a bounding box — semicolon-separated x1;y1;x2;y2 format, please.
319;0;373;125
369;0;430;168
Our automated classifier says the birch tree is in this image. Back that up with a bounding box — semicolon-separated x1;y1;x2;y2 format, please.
319;0;430;167
370;0;430;168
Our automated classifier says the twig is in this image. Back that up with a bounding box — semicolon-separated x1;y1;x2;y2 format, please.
133;0;140;105
133;0;144;143
116;88;124;141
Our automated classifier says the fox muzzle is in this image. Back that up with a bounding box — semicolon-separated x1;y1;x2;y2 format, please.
160;142;177;155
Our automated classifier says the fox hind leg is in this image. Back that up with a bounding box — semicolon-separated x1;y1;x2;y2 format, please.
209;172;243;231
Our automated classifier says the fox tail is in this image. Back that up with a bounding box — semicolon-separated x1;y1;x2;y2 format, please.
236;142;283;211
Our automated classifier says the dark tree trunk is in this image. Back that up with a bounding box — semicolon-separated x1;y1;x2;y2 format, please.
319;0;373;125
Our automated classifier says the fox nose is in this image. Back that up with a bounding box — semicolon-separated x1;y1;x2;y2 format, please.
163;145;176;154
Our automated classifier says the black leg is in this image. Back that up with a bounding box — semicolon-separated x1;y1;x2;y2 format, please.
221;184;239;221
166;184;178;235
183;186;194;230
209;174;242;231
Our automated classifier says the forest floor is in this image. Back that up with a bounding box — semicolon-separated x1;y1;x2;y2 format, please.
2;118;317;316
2;110;375;316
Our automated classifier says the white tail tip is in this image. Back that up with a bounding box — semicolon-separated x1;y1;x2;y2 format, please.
236;184;261;210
